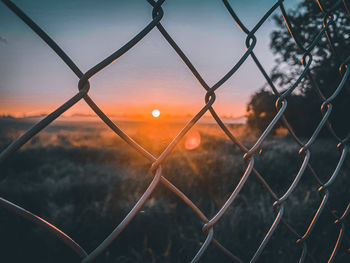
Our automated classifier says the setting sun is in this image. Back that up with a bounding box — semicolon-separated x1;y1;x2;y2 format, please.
152;109;160;118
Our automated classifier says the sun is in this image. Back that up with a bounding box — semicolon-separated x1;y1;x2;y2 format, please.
152;109;160;118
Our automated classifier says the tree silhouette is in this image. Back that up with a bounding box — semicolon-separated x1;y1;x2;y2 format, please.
247;0;350;137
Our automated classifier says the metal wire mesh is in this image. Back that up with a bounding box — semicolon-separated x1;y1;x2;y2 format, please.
0;0;349;262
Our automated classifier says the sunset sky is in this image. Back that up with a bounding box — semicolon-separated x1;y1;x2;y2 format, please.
0;0;297;119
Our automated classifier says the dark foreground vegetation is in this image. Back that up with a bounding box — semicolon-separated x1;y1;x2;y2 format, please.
0;118;349;263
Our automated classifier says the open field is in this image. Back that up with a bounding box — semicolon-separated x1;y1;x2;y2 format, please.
0;117;349;262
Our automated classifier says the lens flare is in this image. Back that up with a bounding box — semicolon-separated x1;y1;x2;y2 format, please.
185;131;201;150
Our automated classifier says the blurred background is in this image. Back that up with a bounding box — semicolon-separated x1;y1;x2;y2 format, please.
0;0;349;262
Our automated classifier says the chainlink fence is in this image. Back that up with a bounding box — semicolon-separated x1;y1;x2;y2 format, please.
0;0;349;262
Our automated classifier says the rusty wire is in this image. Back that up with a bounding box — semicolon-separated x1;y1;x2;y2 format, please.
0;0;349;262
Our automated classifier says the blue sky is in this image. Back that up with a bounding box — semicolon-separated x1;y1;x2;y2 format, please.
0;0;298;118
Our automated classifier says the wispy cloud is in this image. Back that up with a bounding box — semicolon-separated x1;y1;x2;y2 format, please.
0;36;8;44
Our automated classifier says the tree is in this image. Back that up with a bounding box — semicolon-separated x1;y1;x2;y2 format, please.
247;89;321;136
247;0;350;138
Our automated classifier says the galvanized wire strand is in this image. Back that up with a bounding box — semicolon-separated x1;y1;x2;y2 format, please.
202;158;255;232
296;145;349;241
0;197;88;258
146;0;300;259
78;0;165;91
328;223;345;263
277;2;350;261
317;0;343;14
222;1;316;261
1;0;83;77
151;0;323;259
297;190;330;243
0;88;88;164
222;0;350;262
0;1;235;261
279;0;350;182
343;0;350;15
0;0;349;262
146;1;290;259
322;145;348;189
158;176;243;262
151;94;216;172
250;204;284;263
81;166;163;263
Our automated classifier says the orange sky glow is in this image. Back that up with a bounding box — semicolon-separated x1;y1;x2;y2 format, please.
0;0;292;121
0;95;246;120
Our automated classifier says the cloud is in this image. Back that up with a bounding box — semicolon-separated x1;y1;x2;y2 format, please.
0;36;8;44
